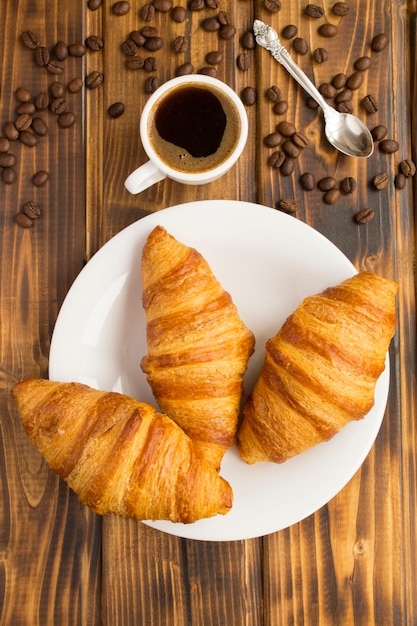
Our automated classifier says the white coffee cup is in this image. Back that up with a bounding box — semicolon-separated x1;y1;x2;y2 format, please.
124;74;248;195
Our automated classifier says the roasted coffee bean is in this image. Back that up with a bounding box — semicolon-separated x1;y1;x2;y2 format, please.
394;173;406;189
399;159;416;177
121;39;138;55
15;113;32;131
190;0;205;9
340;176;356;194
371;33;389;52
280;157;296;176
278;198;298;213
47;59;65;74
305;4;324;18
176;62;194;76
54;41;69;60
313;48;328;63
68;77;83;93
282;139;299;159
319;83;337;98
112;1;130;15
34;46;50;67
140;26;158;38
277;121;296;137
264;132;282;147
361;94;378;113
332;2;349;15
317;176;337;191
219;24;236;39
16;102;36;115
0;152;16;168
50;81;65;98
241;30;256;49
107;102;125;118
173;35;188;53
292;37;309;55
202;16;221;31
144;76;160;93
23;201;41;219
129;31;146;47
140;3;156;20
318;24;338;38
323;189;341;204
205;0;219;8
126;57;145;70
14;212;34;227
334;88;352;103
198;66;217;77
292;132;308;148
241;86;256;106
0;137;10;152
35;92;49;110
354;56;371;71
379;139;399;154
171;5;186;21
217;11;229;25
144;36;163;51
337;102;353;113
69;43;86;57
2;167;16;184
88;0;102;9
85;71;104;89
206;50;222;65
268;150;285;168
85;35;104;51
154;0;172;11
21;30;40;49
31;117;48;136
32;170;49;187
331;73;346;89
15;87;32;103
346;72;363;90
50;97;67;114
266;85;282;102
281;24;297;39
19;130;38;146
263;0;281;12
58;111;76;128
373;172;389;190
3;122;19;141
370;125;387;141
273;100;288;115
144;57;157;71
355;208;375;224
237;52;250;71
300;172;315;190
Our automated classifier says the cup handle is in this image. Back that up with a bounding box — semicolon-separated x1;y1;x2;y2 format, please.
124;160;166;194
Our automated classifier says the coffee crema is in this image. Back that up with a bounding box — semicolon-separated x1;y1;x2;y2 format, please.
148;83;241;173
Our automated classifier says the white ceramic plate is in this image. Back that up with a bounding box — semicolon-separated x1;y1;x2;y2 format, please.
49;200;389;541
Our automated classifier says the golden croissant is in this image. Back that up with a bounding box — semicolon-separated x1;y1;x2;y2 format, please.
12;379;233;523
237;272;398;464
140;225;255;470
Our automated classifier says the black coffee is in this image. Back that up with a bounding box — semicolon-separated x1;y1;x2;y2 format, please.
149;83;240;173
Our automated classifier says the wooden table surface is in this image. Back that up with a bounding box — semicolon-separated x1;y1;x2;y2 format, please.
1;0;416;624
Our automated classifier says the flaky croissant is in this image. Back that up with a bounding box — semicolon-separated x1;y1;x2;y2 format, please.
140;225;255;470
237;272;398;464
12;379;233;523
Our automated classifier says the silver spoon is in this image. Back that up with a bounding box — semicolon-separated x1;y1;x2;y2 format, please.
253;20;374;158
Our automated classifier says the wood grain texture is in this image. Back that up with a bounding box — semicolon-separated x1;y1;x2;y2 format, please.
0;0;416;624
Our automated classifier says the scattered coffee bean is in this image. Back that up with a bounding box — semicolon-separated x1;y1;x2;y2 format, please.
281;139;299;159
305;4;324;18
15;113;32;131
107;102;125;118
281;24;297;39
112;1;130;15
273;100;288;114
354;56;371;71
58;112;76;128
140;3;156;20
144;57;157;71
399;159;416;177
35;92;49;110
319;83;337;98
121;39;138;55
206;50;222;65
2;167;16;184
14;212;34;228
331;73;347;89
300;172;315;190
394;173;406;189
16;102;36;115
340;176;356;194
266;85;282;102
332;2;349;16
278;198;298;213
31;117;48;136
318;24;338;38
277;121;296;137
241;30;256;49
263;0;281;12
346;72;363;90
144;36;164;51
371;125;388;141
129;30;146;47
144;76;160;93
176;63;194;76
173;35;188;53
68;77;83;93
205;0;219;9
50;97;67;115
126;57;145;70
171;6;187;22
241;86;256;106
140;26;158;38
355;208;375;224
85;35;104;51
264;132;282;147
19;130;37;147
0;152;16;168
280;157;296;176
202;16;221;32
153;0;172;11
15;87;32;103
361;94;378;113
219;24;236;40
317;176;337;191
237;52;250;71
68;43;86;57
85;71;104;89
3;122;19;141
50;81;65;98
32;170;49;187
47;59;65;74
268;150;285;168
292;132;308;148
292;37;309;55
34;46;50;67
0;137;11;152
189;0;205;9
313;48;328;63
371;33;389;52
87;0;102;9
22;201;41;219
198;66;217;77
334;88;352;104
323;188;341;204
379;139;399;154
337;101;353;113
20;30;40;49
54;41;69;60
373;172;389;190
